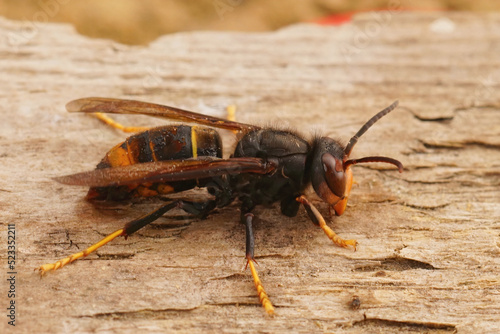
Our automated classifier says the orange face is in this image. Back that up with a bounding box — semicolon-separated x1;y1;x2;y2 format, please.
317;168;353;216
314;152;354;216
331;167;353;216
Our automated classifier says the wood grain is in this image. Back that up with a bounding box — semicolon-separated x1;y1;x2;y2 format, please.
0;12;499;333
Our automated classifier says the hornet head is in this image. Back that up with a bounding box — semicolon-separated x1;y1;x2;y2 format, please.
310;101;403;216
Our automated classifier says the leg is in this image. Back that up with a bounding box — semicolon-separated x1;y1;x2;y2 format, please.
280;196;301;217
226;105;236;122
95;105;238;134
92;112;149;133
37;200;215;275
242;213;275;315
296;195;357;250
226;105;238;134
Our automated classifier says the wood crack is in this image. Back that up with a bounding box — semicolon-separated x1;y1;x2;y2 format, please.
353;317;457;332
77;306;200;320
354;256;437;272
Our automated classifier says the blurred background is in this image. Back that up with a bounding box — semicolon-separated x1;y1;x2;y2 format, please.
1;0;499;45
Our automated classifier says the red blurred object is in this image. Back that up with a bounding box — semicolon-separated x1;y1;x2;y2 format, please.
316;12;353;26
316;7;444;26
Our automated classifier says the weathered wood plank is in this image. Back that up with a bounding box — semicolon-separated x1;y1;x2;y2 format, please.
0;12;499;333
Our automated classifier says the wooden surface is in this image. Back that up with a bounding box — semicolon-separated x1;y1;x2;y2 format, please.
1;12;499;333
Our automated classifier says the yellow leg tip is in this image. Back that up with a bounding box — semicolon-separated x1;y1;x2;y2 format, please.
36;253;81;276
326;230;357;249
264;303;275;316
247;259;275;315
36;263;56;275
341;239;358;251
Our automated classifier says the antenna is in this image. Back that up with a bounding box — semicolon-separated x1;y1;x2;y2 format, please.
344;100;399;157
344;156;403;172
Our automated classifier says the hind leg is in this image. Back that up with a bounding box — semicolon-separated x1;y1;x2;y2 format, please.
92;112;149;133
37;199;215;275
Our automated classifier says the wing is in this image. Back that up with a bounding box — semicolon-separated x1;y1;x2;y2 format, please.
54;157;275;187
66;97;260;132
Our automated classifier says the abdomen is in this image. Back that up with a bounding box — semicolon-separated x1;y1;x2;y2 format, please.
87;125;223;201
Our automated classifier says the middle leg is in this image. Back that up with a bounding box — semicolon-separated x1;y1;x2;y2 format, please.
242;213;275;315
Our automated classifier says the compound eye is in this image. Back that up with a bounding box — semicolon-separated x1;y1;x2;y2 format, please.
322;153;346;198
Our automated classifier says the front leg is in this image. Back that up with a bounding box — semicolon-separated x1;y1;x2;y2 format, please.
242;213;275;315
296;195;357;250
